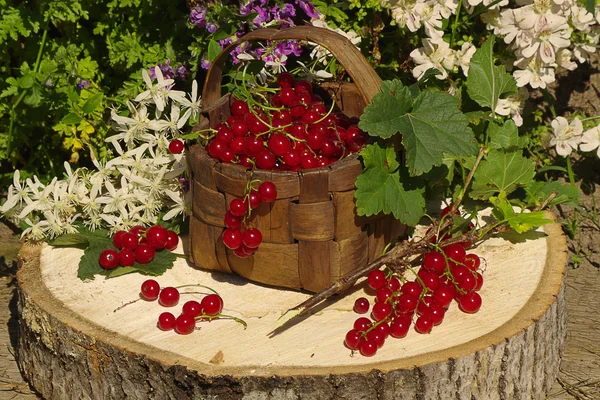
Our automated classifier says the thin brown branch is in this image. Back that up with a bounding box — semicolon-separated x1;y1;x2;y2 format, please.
449;145;486;216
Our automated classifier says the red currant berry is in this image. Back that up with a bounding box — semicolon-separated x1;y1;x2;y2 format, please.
397;293;419;313
344;329;364;350
182;300;203;317
255;150;277;169
164;230;179;251
169;139;184;154
367;270;387;290
229;198;248;217
464;254;481;271
458;292;482;313
387;276;401;293
353;297;370;314
159;287;180;307
118;248;135;267
474;272;484;291
201;294;224;316
112;230;128;249
224;211;242;230
146;225;168;249
390;314;412;338
456;272;478;292
130;225;146;239
366;329;386;348
135;244;155;264
432;283;456;309
294;79;312;94
175;314;196;335
415;315;434;334
99;249;119;270
258;182;277;202
359;340;378;357
401;281;423;298
120;232;139;250
157;312;176;331
422;251;446;274
353;317;372;332
444;243;467;264
231;100;249;117
242;228;262;249
418;269;441;292
277;72;295;88
248;190;262;209
222;229;243;250
423;303;446;325
376;287;393;303
371;302;392;321
140;279;160;301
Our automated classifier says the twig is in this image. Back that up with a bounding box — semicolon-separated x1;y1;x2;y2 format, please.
449;145;486;217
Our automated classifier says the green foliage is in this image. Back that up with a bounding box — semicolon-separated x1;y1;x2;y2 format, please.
51;226;177;280
470;150;536;199
355;143;426;226
466;36;517;113
359;79;477;175
490;192;552;234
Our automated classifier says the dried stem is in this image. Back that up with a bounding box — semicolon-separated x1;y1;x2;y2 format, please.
449;145;486;216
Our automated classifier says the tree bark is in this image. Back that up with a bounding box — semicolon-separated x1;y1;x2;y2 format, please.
16;219;567;400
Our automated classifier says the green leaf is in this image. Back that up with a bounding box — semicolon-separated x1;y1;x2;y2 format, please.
50;233;90;249
359;80;477;175
23;85;42;107
466;36;517;112
18;73;35;89
525;180;580;208
82;93;103;114
355;143;426;226
358;79;413;139
208;39;222;62
490;192;552;233
106;249;177;278
61;112;82;125
77;230;113;280
470;150;535;199
488;120;527;150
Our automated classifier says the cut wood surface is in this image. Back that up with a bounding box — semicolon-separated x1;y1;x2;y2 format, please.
16;218;567;399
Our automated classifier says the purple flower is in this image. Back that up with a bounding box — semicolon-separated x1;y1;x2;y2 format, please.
176;64;188;80
295;0;320;19
77;80;90;90
219;37;234;48
280;3;296;18
189;7;207;27
160;64;175;79
179;177;190;192
200;55;211;70
45;80;54;87
251;6;271;27
206;21;218;33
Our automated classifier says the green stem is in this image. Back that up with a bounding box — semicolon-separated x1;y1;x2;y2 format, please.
541;88;557;119
450;0;463;48
581;115;600;122
566;156;575;187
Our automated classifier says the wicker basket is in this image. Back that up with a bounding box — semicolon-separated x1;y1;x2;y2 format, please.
187;26;405;292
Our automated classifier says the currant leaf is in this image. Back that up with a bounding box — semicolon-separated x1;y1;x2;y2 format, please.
359;80;477;175
488;120;527;150
524;180;580;208
490;192;552;233
355;143;426;226
466;36;517;112
470;150;535;199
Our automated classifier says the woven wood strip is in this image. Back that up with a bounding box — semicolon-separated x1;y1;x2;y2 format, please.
253;169;301;199
290;202;335;241
192;180;226;227
328;156;362;192
213;168;248;198
330;231;369;281
366;215;406;262
226;242;301;289
269;199;293;244
247;202;271;242
320;82;366;118
189;216;221;272
332;190;362;240
298;241;331;293
188;145;218;190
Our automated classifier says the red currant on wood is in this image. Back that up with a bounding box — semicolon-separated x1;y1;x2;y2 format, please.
157;312;176;331
258;182;277;202
135;244;155;264
353;297;370;314
367;270;387;290
99;249;119;270
140;279;160;301
159;287;180;307
164;230;179;251
182;300;203;317
201;294;224;316
175;314;196;335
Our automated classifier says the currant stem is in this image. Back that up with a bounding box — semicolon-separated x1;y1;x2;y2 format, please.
175;284;219;295
196;313;248;329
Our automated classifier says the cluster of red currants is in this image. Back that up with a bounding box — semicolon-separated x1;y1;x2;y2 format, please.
345;241;484;357
140;279;225;335
222;181;277;258
98;225;179;270
205;71;368;171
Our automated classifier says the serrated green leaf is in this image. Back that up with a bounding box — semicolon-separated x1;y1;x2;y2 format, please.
359;80;477;175
471;150;535;199
490;192;552;233
400;90;477;175
77;231;113;280
358;79;413;139
82;93;103;113
355;143;426;226
208;39;222;62
23;85;42;107
525;180;580;208
488;120;527;150
61;112;82;125
466;36;517;112
18;73;35;89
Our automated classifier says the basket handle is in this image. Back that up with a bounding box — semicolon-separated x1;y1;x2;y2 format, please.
202;26;382;109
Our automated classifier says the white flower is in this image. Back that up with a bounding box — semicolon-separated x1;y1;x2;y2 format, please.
96;177;135;216
513;55;556;88
134;69;186;111
573;29;600;62
180;80;202;122
296;61;333;82
571;5;595;32
18;177;57;219
162;189;189;221
520;14;571;64
455;42;477;76
555;48;577;71
410;38;456;80
0;170;31;213
550;116;583;156
151;104;190;136
21;217;50;241
495;87;530;127
579;126;600;157
310;17;361;64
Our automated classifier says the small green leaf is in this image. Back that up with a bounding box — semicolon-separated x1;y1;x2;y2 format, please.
471;150;535;199
525;180;579;208
488;120;527;150
467;36;517;112
18;73;35;89
355;143;426;226
61;112;82;125
208;40;222;62
82;93;103;114
106;249;177;278
23;85;42;107
490;192;552;233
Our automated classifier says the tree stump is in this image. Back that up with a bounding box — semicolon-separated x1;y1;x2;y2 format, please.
16;218;567;400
